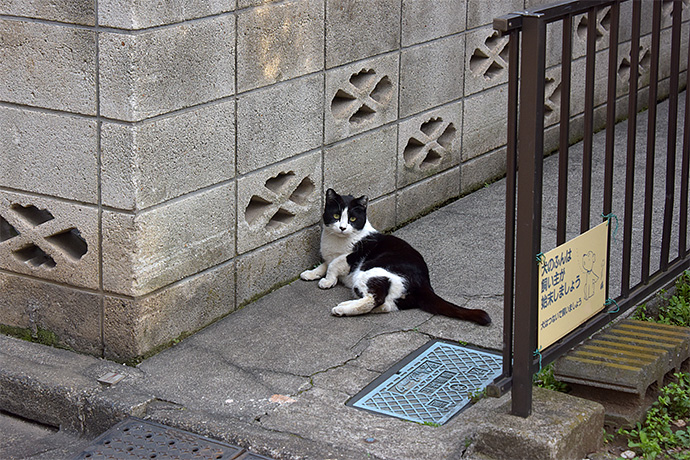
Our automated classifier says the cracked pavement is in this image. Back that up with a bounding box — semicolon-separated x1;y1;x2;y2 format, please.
0;158;603;459
0;185;508;459
98;190;508;459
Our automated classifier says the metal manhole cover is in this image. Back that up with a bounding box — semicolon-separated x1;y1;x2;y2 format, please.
73;417;248;460
347;340;502;425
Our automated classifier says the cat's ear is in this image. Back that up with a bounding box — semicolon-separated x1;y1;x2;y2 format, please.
326;188;338;202
354;195;369;209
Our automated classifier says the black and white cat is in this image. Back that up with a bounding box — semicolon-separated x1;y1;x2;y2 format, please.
300;189;492;326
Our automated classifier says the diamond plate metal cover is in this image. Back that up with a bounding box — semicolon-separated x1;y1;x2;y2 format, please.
347;340;502;425
73;417;249;460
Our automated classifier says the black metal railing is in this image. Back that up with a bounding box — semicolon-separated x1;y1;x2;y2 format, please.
493;0;690;417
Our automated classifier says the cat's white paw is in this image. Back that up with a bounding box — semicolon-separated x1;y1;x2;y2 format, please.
318;277;337;289
300;269;321;281
331;299;360;316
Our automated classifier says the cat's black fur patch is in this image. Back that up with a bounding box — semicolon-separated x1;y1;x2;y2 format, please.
347;234;431;311
366;276;391;306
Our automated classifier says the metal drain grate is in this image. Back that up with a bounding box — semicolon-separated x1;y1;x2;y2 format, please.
347;340;502;425
73;417;269;460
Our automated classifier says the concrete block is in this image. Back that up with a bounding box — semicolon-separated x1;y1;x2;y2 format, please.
526;4;617;68
0;19;96;115
99;17;235;121
367;193;396;232
396;167;460;225
661;0;690;27
557;320;690;428
0;106;98;203
544;19;564;70
237;152;322;254
237;75;323;174
0;272;102;356
570;7;617;60
400;35;464;117
460;147;506;195
0;191;99;290
98;0;235;29
542;59;608;137
325;0;400;68
464;26;510;97
615;0;635;43
462;85;507;162
101;100;236;211
324;126;397;201
554;320;690;395
325;54;398;144
0;0;95;25
472;387;604;460
401;0;466;47
237;0;324;92
398;102;462;187
569;52;612;117
467;0;522;30
236;226;320;306
543;66;564;129
635;0;655;36
103;261;236;361
102;183;236;296
616;35;654;101
659;25;689;81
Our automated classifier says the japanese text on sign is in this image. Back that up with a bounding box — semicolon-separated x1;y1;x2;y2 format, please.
537;221;609;350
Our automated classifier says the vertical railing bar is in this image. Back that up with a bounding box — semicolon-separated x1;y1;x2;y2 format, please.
581;6;597;233
557;14;573;247
603;1;619;300
512;14;546;418
603;3;618;216
621;0;641;297
641;1;662;285
681;20;690;259
502;28;520;381
660;0;682;271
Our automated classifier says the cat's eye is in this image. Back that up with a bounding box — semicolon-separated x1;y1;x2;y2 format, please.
349;216;356;222
333;214;340;219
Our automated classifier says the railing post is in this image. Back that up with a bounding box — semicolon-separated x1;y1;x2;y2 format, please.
511;13;547;418
661;0;682;271
621;0;641;297
502;28;520;385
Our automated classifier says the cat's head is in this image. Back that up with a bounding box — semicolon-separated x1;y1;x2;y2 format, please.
323;188;368;237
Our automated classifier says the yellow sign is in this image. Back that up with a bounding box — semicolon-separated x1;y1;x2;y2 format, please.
538;220;609;350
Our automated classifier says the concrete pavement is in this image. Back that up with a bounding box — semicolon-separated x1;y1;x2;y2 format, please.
0;172;606;460
1;95;686;459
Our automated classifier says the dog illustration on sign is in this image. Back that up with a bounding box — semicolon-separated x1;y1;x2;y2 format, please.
581;250;604;300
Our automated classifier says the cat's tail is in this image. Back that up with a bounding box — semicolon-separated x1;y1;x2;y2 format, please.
419;287;492;326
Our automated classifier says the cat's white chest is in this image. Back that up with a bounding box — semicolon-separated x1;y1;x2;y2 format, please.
320;231;354;264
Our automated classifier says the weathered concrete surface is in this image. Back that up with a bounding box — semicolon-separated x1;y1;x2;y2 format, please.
470;388;605;460
0;168;602;459
0;411;89;460
0;298;603;459
5;94;690;458
4;0;684;362
0;306;603;460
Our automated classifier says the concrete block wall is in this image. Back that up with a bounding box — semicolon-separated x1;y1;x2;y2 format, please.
1;0;687;360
